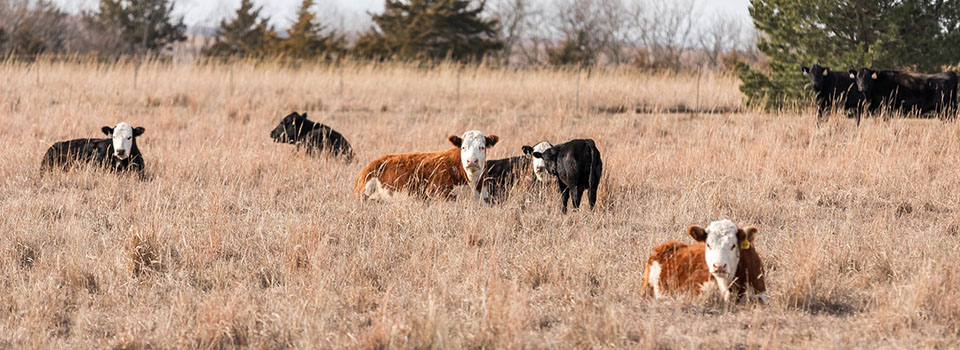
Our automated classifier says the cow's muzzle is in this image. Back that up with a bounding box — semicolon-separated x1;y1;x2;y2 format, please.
115;149;127;158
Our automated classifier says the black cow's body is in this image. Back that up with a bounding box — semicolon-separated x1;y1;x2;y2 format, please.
270;112;354;162
532;139;602;213
802;64;863;124
852;68;958;116
479;155;533;203
41;137;144;173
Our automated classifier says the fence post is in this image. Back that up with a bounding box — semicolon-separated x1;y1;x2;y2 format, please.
35;53;40;86
456;60;462;106
576;61;582;112
229;54;235;96
696;64;701;116
133;53;139;90
339;57;345;99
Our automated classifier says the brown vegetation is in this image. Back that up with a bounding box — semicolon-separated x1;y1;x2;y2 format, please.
0;60;958;348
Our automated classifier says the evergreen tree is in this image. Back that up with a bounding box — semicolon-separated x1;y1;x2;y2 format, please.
204;0;279;58
738;0;960;109
354;0;503;61
279;0;345;60
86;0;186;54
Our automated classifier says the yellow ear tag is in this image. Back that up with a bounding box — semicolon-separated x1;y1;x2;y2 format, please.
740;239;751;250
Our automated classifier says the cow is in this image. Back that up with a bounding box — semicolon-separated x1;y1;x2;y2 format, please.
40;122;145;174
801;64;863;125
530;139;602;213
640;220;767;303
850;68;958;117
477;142;554;203
269;112;354;162
355;130;499;203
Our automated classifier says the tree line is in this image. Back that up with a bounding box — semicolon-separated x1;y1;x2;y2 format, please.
1;0;756;71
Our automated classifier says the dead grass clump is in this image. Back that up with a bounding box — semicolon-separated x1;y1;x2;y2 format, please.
912;263;960;335
128;231;162;277
16;242;38;268
60;268;99;294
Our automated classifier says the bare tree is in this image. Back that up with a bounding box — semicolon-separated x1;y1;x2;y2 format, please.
629;0;702;71
490;0;530;64
697;13;744;70
0;0;69;57
548;0;627;66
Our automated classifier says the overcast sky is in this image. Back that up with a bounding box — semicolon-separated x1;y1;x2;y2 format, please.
54;0;752;31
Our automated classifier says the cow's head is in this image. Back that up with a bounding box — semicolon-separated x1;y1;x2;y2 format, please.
270;112;308;143
102;122;144;160
802;64;830;90
522;141;553;182
852;67;878;94
689;220;757;301
449;130;498;183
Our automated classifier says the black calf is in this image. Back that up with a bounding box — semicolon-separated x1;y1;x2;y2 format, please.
270;112;354;162
532;139;602;213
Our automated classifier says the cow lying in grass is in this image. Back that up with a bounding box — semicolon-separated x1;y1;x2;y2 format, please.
641;220;767;303
477;141;552;203
355;130;499;203
269;112;354;162
41;122;146;174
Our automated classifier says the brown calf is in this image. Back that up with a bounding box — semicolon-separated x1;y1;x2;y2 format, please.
641;220;767;303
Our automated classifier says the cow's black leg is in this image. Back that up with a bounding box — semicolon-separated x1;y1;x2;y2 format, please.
571;186;585;210
587;184;598;210
558;182;569;214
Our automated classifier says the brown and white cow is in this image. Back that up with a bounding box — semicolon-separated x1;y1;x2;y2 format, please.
640;220;767;303
355;130;499;203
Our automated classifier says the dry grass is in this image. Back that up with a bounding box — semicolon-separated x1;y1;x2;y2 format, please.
1;60;959;349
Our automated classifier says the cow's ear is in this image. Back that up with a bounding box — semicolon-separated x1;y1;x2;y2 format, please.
102;126;113;136
801;66;809;75
531;151;543;159
743;226;758;243
301;113;307;119
688;226;708;242
522;145;534;155
485;135;499;147
133;127;145;136
449;135;463;147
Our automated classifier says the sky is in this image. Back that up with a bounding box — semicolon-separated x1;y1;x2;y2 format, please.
54;0;752;31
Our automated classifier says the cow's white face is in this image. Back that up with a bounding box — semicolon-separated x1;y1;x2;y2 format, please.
690;220;742;299
102;122;144;160
449;130;499;200
530;141;553;182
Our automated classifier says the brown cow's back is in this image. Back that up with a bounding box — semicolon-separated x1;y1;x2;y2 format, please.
355;147;466;199
642;241;712;296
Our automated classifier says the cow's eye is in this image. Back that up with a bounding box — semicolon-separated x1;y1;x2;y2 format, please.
706;244;711;249
730;244;736;250
127;137;132;140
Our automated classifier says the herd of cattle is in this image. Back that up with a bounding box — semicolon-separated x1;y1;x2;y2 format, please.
802;64;959;124
40;110;768;303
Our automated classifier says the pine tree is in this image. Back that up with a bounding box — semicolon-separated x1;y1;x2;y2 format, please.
279;0;345;60
738;0;959;109
354;0;503;61
204;0;279;58
86;0;186;54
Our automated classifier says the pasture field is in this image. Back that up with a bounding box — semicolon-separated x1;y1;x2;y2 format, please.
1;60;959;349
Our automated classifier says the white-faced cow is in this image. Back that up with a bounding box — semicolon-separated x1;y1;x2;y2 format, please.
355;130;499;203
801;64;863;124
850;68;958;116
477;141;554;203
40;122;145;174
640;220;767;303
531;139;602;213
270;112;354;162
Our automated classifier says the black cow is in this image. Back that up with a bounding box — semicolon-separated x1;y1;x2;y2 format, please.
531;139;603;213
269;112;354;162
850;68;958;117
478;155;532;204
801;64;863;124
40;122;145;173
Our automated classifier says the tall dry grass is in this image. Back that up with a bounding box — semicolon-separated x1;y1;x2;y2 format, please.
0;60;958;349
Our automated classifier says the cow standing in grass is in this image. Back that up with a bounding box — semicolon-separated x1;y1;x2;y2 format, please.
640;220;767;303
801;64;863;125
270;112;354;162
851;68;958;117
531;139;602;213
355;130;499;203
41;122;145;174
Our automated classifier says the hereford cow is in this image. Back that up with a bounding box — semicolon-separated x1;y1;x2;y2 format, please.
355;130;499;203
269;112;354;162
40;122;145;174
640;220;767;303
531;139;602;213
850;68;958;116
801;64;863;124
